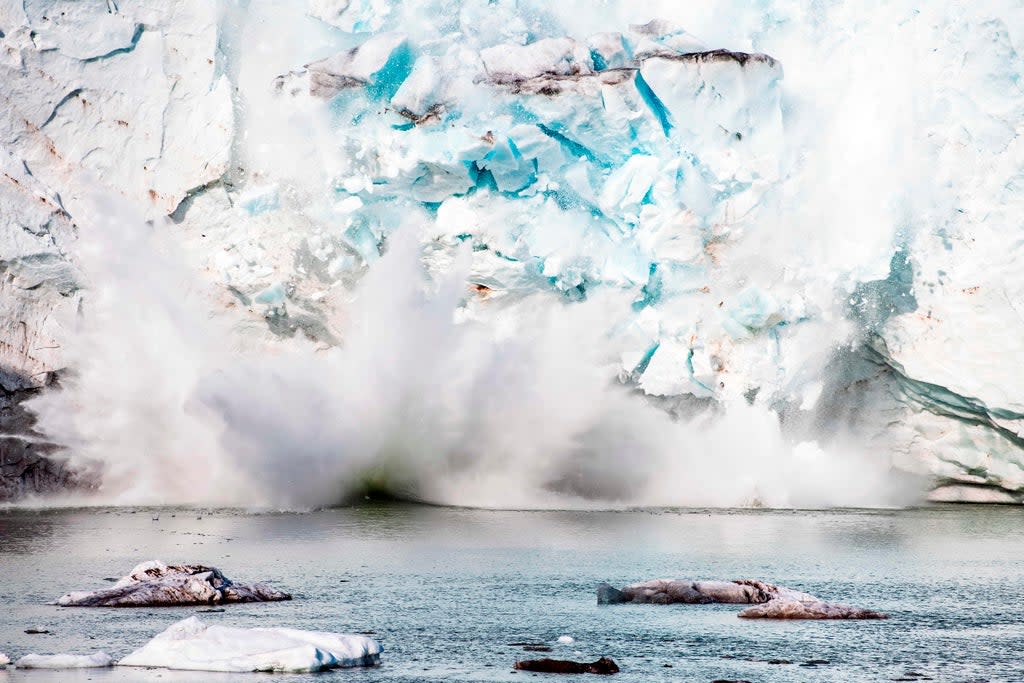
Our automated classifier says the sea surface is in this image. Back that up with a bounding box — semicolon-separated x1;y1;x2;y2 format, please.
0;504;1022;682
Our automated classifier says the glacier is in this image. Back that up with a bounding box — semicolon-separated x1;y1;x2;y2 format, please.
1;0;1023;506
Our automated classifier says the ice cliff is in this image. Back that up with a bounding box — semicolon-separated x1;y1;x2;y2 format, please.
1;0;1022;505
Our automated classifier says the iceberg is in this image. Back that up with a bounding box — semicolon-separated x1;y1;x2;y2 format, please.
736;598;885;620
55;561;291;607
14;652;113;669
597;579;885;619
0;653;9;666
118;616;382;673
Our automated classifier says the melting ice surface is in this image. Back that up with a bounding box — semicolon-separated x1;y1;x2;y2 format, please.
9;0;1024;507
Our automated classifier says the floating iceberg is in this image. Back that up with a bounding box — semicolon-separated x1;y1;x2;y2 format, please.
597;579;885;619
14;652;113;669
118;616;382;673
56;561;291;607
0;653;9;666
736;598;885;620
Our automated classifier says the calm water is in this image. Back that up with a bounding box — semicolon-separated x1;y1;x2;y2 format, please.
0;504;1022;683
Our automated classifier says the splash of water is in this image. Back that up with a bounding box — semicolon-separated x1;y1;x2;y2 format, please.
26;189;915;509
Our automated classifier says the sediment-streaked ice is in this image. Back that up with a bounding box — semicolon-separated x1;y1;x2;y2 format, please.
598;579;885;619
56;561;291;607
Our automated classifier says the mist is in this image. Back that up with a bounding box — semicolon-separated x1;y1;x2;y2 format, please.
25;190;917;509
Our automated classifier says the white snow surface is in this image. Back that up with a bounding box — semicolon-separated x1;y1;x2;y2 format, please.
2;0;1023;507
118;616;382;673
14;652;113;669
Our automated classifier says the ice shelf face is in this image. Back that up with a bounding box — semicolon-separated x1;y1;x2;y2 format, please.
1;0;1023;504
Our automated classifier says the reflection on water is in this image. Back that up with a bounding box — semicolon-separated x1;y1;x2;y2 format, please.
0;504;1022;682
0;512;59;555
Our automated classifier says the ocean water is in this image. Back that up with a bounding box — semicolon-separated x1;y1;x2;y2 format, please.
0;504;1021;682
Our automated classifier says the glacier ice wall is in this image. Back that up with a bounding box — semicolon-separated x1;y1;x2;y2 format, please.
1;0;1023;506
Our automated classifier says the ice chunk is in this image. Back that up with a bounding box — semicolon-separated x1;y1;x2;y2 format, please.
598;154;660;219
307;32;413;99
586;33;631;70
0;653;9;666
638;49;783;176
497;70;660;167
309;0;392;33
476;137;536;193
55;561;291;607
738;598;887;620
15;652;113;669
722;286;781;337
119;616;382;672
480;37;594;84
638;340;715;399
391;56;446;121
556;635;575;644
237;185;280;216
253;282;289;312
627;19;706;60
597;579;885;619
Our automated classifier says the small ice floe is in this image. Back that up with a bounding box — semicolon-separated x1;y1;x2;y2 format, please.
557;635;575;644
514;657;619;674
736;598;885;619
597;579;886;619
119;616;382;673
55;560;291;607
15;652;113;669
0;652;10;666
